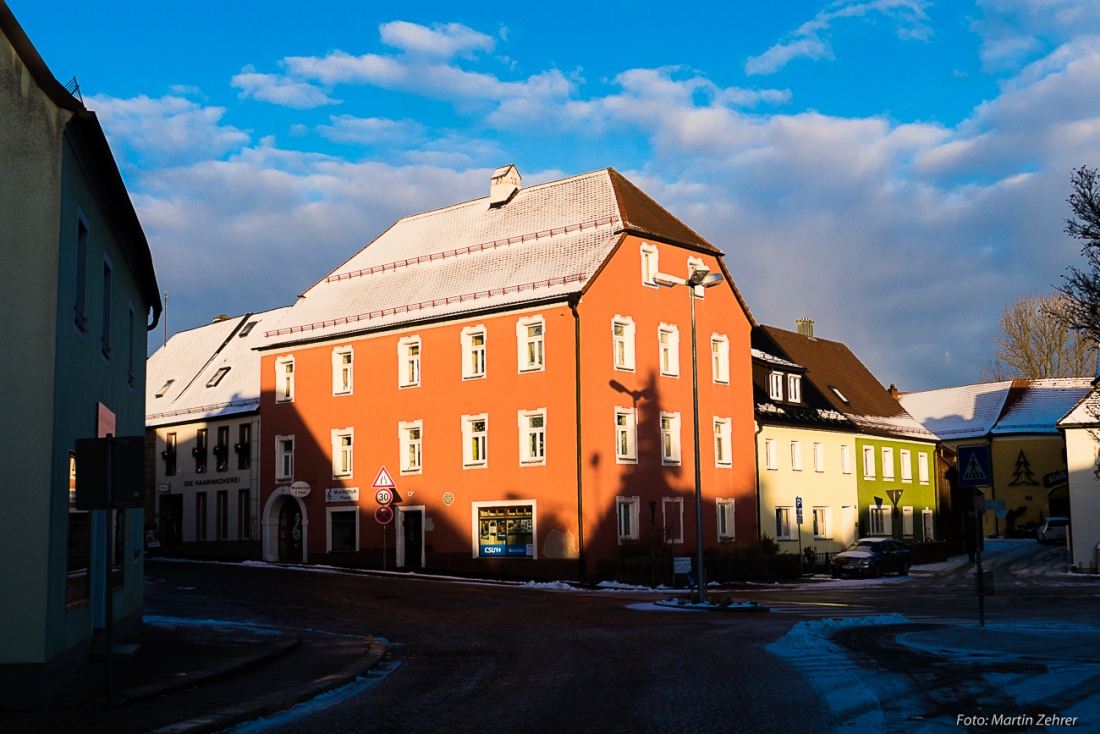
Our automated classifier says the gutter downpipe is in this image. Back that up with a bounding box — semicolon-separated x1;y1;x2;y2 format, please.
571;296;586;583
754;419;763;541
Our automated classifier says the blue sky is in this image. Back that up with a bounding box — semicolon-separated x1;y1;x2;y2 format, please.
12;0;1100;389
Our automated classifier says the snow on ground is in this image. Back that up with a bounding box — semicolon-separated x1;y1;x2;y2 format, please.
144;615;284;634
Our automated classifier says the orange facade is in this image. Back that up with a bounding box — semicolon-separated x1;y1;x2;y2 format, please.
259;235;755;579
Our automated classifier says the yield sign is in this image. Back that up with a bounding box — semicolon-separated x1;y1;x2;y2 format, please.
371;466;396;489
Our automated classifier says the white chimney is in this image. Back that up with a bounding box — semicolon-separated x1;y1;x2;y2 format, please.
797;318;815;338
489;164;521;207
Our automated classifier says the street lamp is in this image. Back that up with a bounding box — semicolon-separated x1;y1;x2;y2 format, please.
654;263;723;602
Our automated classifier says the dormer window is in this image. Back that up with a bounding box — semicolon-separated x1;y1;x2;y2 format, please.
769;372;784;401
787;375;801;403
830;386;849;404
155;379;175;398
207;367;231;388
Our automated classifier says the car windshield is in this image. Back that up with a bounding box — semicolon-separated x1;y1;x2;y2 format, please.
1047;519;1068;527
846;540;881;551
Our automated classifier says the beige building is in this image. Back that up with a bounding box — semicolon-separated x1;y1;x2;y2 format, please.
1057;390;1100;572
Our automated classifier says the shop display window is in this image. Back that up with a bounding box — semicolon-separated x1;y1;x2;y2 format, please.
476;504;534;558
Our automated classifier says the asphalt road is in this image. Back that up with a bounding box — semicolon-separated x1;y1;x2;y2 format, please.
145;539;1097;733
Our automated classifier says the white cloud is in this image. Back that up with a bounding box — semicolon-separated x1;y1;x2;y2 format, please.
315;115;425;145
378;20;495;58
745;0;933;75
86;94;249;166
231;65;339;109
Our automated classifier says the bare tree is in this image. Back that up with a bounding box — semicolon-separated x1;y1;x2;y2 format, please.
980;292;1097;381
1059;165;1100;344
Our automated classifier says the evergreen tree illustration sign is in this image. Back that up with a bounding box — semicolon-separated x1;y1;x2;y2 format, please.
1009;449;1039;485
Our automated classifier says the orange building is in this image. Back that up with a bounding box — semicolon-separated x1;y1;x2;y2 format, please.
257;166;756;580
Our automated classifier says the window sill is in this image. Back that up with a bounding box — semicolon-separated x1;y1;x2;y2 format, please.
613;365;635;372
615;457;638;465
463;462;487;470
400;468;422;476
716;463;733;469
462;374;487;381
518;367;545;374
520;460;546;467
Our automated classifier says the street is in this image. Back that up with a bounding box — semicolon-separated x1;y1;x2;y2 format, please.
133;539;1100;733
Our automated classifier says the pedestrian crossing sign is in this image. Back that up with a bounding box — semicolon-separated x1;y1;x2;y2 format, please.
957;445;992;488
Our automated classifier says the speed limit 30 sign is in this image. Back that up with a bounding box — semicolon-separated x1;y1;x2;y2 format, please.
375;487;394;505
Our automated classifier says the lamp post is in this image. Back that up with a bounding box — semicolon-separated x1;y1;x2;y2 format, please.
654;264;723;603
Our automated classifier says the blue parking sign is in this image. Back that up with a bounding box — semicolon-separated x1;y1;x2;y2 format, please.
957;445;992;488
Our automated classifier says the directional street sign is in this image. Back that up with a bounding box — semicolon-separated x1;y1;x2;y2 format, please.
375;506;394;524
958;445;992;488
371;466;396;489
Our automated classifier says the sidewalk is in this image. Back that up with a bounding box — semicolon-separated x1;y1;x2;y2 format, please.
0;616;386;734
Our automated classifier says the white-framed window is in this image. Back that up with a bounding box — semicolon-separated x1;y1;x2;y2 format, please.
517;316;545;372
519;410;546;465
882;447;895;481
660;412;681;465
787;374;801;403
900;449;912;482
812;507;832;539
617;497;640;542
658;324;680;377
332;428;353;478
333;346;353;395
612;316;636;371
841;444;852;474
918;452;930;484
461;326;486;380
863;446;876;479
711;335;729;384
462;414;488;468
922;507;934;541
275;435;294;481
615;407;637;463
902;506;914;537
813;442;825;473
765;438;777;470
663;497;684;544
769;372;784;401
640;243;659;287
869;506;892;535
398;336;421;388
790;441;802;471
714;417;733;467
276;356;294;403
472;501;537;559
400;421;423;474
775;507;793;540
716;499;736;541
327;508;359;552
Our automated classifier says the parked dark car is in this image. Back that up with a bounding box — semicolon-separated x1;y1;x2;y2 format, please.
830;538;911;578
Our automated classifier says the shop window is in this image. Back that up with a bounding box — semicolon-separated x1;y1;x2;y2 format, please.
463;414;488;468
196;492;208;541
640;243;658;286
163;432;177;476
276;435;294;481
661;412;681;465
462;326;487;379
400;421;423;474
519;410;546;465
333;347;353;395
332;428;353;478
714;418;732;467
617;497;640;542
328;508;359;552
659;325;680;377
517;317;545;372
276;356;295;402
215;425;230;472
236;423;251;470
238;489;252;540
612;316;636;371
663;497;684;544
615;408;637;463
193;428;208;473
716;499;735;541
399;337;421;388
711;335;729;384
475;503;535;558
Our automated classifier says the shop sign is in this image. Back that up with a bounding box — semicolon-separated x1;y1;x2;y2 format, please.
185;476;240;487
442;492;455;505
290;481;311;498
479;544;531;557
326;487;359;503
1044;470;1068;488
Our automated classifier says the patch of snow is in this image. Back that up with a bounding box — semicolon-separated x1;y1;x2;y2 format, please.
625;602;699;612
143;615;283;635
520;580;575;590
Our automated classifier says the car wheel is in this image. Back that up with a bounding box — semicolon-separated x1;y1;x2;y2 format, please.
899;562;910;576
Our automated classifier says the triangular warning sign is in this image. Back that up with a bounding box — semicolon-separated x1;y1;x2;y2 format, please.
371;466;396;489
962;454;987;482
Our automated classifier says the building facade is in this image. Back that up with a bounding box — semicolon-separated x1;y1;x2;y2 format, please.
257;167;758;579
0;2;160;708
1057;390;1100;572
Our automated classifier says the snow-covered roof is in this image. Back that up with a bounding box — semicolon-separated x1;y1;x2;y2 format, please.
751;348;801;370
262;167;729;347
898;381;1014;440
146;306;292;427
991;378;1093;435
1058;388;1100;428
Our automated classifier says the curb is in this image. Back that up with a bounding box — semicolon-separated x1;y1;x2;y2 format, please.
146;637;387;734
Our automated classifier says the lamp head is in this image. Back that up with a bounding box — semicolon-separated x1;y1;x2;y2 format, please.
686;264;711;286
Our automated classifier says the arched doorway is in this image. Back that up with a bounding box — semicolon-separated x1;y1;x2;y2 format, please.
1048;485;1070;518
262;488;308;563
